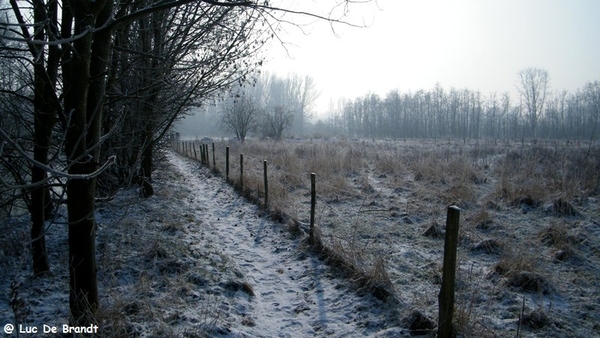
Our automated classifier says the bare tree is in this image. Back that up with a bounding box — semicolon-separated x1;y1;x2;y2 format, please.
518;67;549;138
221;94;259;142
291;75;319;135
260;105;294;140
261;73;318;138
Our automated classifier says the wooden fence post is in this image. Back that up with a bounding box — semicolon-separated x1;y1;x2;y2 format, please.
193;142;197;160
310;173;316;244
205;144;209;165
205;144;210;167
263;160;268;207
226;146;230;182
438;205;461;338
240;153;244;191
212;143;216;171
199;144;203;164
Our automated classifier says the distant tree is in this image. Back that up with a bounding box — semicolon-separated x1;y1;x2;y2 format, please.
220;94;258;142
484;93;497;138
383;90;403;138
291;75;319;135
499;92;511;139
518;68;549;138
262;73;318;136
224;73;318;140
260;105;294;140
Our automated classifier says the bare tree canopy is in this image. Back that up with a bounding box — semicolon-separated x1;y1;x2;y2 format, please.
220;94;259;142
218;73;318;140
517;67;549;138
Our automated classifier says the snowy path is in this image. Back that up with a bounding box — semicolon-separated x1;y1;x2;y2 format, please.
167;152;395;337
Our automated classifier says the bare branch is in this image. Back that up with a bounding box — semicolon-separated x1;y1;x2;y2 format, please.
0;127;117;185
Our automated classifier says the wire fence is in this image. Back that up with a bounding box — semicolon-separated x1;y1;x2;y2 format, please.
172;138;463;289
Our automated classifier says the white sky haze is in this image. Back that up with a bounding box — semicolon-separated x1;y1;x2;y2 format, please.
263;0;600;115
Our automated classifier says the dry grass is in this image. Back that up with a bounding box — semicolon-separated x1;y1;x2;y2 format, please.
492;244;540;279
178;138;600;337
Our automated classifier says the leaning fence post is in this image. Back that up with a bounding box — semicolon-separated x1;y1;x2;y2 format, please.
263;160;268;207
438;205;461;338
226;146;230;182
310;173;316;244
240;153;244;191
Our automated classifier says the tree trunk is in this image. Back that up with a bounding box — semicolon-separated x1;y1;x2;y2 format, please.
66;177;98;324
63;0;111;325
65;25;99;323
140;123;154;198
31;114;53;275
30;0;60;276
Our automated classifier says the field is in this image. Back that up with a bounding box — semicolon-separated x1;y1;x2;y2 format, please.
2;137;599;337
191;137;600;337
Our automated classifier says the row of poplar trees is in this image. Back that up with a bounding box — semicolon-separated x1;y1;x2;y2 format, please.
0;0;362;325
324;71;599;141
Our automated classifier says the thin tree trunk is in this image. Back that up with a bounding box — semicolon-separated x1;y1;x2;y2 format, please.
30;0;61;276
31;115;53;275
140;122;154;197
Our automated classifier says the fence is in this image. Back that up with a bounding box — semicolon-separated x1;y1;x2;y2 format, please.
173;139;461;335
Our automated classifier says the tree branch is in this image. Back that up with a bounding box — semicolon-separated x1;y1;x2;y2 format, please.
0;127;117;185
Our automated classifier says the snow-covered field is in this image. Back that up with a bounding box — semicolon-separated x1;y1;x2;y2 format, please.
1;151;401;337
2;138;600;337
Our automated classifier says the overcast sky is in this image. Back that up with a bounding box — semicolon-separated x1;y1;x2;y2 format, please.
262;0;600;116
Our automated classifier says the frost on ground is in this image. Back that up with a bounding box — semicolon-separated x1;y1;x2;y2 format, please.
207;138;600;337
3;139;600;338
0;151;401;337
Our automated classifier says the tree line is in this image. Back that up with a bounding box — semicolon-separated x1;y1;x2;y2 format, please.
319;69;600;141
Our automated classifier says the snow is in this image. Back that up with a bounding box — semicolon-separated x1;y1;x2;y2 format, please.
0;151;401;337
162;153;395;336
3;139;600;338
